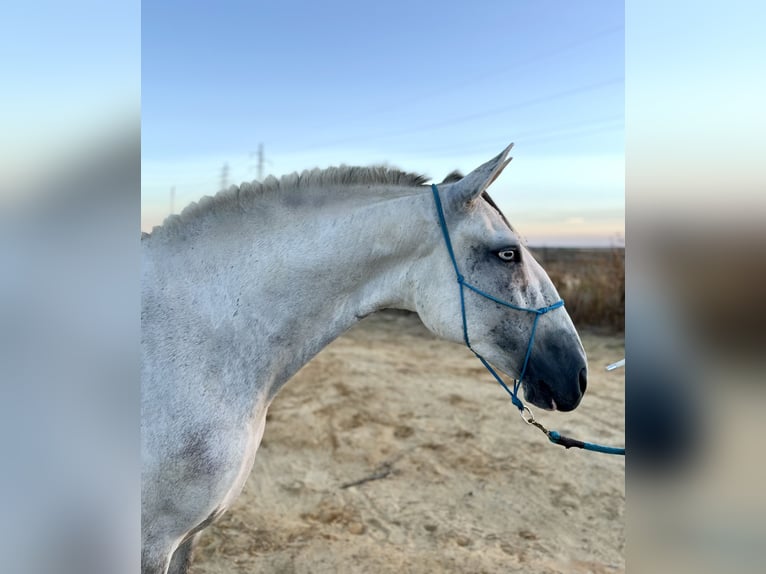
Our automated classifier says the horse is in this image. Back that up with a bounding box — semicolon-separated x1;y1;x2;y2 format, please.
141;144;588;573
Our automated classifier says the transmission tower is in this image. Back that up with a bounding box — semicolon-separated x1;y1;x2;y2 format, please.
220;162;230;191
249;143;268;181
257;143;264;181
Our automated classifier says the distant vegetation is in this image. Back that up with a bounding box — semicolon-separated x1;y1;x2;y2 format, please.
531;247;625;333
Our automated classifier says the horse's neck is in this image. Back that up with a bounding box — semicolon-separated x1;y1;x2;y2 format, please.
149;187;434;400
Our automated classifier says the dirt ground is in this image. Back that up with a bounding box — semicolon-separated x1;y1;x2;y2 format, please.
190;311;625;573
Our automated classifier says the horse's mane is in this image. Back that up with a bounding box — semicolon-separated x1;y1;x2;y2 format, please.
144;165;431;238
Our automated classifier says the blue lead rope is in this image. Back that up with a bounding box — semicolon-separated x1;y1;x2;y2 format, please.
431;184;625;456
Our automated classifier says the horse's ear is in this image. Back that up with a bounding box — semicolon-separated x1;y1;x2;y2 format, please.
447;143;513;207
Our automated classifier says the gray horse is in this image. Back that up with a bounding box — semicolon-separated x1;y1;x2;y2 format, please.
141;145;587;573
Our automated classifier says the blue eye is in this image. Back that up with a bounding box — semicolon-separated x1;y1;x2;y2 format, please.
497;248;518;262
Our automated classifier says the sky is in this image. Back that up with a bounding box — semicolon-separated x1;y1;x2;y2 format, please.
142;1;624;246
1;2;140;195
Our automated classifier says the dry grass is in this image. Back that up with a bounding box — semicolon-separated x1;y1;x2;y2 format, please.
531;247;625;333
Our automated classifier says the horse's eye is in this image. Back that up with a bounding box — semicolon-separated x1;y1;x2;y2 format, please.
497;248;518;262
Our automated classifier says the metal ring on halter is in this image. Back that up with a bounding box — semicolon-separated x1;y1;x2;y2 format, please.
520;405;536;425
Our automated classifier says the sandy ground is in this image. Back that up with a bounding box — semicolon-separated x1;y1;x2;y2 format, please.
189;311;625;573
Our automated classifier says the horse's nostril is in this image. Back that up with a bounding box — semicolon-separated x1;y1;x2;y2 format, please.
578;367;588;395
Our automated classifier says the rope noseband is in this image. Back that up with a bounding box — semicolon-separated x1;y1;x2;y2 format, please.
431;183;625;456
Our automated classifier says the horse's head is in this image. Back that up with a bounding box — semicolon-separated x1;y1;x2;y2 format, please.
413;145;587;412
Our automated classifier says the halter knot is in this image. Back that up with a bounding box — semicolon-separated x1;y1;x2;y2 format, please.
536;300;565;315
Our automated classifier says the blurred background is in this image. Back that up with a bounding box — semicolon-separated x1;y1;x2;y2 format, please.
1;1;765;573
626;2;766;572
1;2;140;574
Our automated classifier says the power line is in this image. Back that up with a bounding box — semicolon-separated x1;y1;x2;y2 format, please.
150;124;623;202
401;116;624;157
144;110;623;200
306;24;624;133
287;76;624;153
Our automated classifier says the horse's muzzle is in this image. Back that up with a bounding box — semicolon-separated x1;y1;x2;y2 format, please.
522;363;587;412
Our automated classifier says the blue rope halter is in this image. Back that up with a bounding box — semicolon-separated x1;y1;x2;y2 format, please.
431;183;625;456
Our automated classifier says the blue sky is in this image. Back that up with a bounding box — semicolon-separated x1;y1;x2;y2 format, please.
142;1;624;245
2;1;139;192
